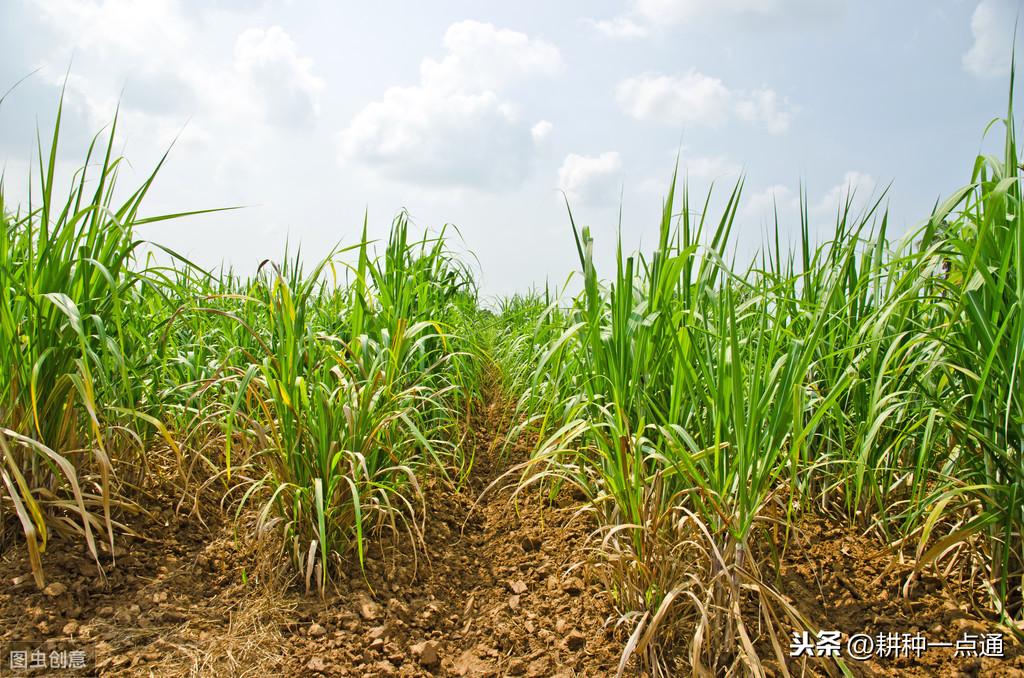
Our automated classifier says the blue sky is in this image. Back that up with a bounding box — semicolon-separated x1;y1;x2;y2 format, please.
1;0;1020;297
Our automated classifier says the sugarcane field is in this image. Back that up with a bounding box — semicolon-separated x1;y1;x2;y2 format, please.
2;2;1024;676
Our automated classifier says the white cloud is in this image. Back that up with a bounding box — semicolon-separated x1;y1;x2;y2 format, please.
685;155;741;180
744;184;797;220
591;16;649;38
963;0;1017;79
340;88;533;189
234;27;325;127
33;0;192;58
634;0;719;24
340;20;560;190
531;120;553;143
635;0;802;23
592;0;842;38
617;70;796;133
734;87;795;135
743;171;877;224
558;151;623;204
617;71;732;126
420;20;561;93
30;1;324;131
815;170;876;215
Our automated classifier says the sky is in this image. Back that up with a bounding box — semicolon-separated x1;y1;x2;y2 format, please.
1;0;1021;300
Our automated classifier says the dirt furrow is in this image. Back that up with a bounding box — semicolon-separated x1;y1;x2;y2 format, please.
0;376;623;676
275;378;624;676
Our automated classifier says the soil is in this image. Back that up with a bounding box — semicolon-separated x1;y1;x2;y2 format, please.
776;517;1024;677
0;384;623;677
1;381;1022;677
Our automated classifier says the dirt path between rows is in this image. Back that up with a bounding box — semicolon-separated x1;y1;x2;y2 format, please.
0;370;624;676
268;374;625;677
